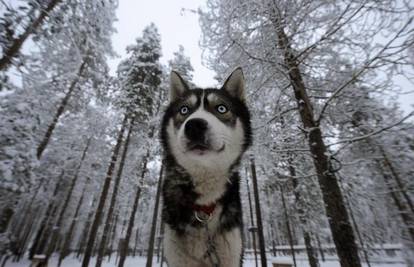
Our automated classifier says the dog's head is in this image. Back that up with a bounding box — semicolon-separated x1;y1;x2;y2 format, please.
161;68;251;177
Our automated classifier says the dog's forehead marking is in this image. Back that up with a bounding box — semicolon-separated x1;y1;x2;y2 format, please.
207;93;219;103
188;94;197;105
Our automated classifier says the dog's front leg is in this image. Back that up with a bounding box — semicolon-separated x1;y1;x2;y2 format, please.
164;225;210;267
215;227;243;267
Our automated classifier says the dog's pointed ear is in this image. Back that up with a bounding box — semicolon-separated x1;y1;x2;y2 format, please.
221;67;245;102
170;71;190;102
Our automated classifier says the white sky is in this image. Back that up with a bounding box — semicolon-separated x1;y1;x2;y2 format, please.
107;0;217;87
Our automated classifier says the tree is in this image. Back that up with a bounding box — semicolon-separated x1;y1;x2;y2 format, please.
81;114;128;267
95;23;164;267
168;45;194;84
33;0;117;159
0;0;63;71
200;1;413;266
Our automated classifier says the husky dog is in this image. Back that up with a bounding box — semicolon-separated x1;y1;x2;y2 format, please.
160;68;252;267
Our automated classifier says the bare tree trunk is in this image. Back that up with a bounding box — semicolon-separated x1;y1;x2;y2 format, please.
288;160;319;267
280;186;297;267
13;207;38;261
250;158;267;267
377;161;414;241
269;223;277;257
57;179;89;267
337;174;372;267
145;165;164;267
116;209;130;263
378;146;414;215
10;180;44;254
81;115;129;267
315;234;325;262
245;168;258;267
95;118;134;267
270;8;362;267
133;227;140;257
118;151;150;267
37;60;87;159
33;195;61;258
156;220;164;263
76;195;97;259
0;0;62;71
109;210;121;262
29;171;64;259
0;208;13;234
46;138;91;260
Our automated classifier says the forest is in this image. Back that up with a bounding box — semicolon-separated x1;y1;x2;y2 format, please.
0;0;413;267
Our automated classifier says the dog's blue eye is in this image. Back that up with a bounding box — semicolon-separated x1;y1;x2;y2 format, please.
216;104;228;114
180;106;189;115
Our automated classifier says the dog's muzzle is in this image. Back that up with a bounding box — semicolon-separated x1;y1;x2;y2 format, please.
185;118;209;150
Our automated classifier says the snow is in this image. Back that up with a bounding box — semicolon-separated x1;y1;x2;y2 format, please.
2;255;407;267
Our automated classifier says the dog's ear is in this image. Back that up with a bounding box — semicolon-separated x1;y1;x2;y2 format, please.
221;67;245;102
170;71;190;102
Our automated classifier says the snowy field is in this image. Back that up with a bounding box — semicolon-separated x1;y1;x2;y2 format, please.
3;255;407;267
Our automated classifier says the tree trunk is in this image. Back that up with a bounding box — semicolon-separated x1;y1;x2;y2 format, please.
33;195;61;258
95;118;134;267
29;171;65;259
14;208;38;261
156;220;164;263
118;151;150;267
377;161;414;241
337;174;372;267
133;228;140;257
81;115;129;267
315;234;325;262
269;224;277;257
37;60;87;159
270;8;362;267
57;179;89;267
145;165;164;267
116;208;130;263
280;186;297;267
245;168;258;267
0;208;14;234
11;180;44;255
250;158;267;267
288;160;319;267
46;138;91;260
76;195;97;259
107;210;120;262
0;0;63;71
378;146;414;215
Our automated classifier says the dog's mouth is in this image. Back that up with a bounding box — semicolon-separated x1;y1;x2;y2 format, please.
187;142;210;152
186;142;225;154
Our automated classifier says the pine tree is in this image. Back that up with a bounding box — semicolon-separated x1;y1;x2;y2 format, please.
168;45;194;84
95;24;164;267
0;0;63;71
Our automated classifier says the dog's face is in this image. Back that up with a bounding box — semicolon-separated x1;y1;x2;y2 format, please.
161;68;251;177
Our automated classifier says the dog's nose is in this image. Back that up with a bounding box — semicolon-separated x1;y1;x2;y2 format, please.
185;118;208;141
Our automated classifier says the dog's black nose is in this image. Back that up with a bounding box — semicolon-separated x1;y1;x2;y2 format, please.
185;118;208;142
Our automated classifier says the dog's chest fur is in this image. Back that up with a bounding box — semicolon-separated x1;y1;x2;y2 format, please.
161;162;243;266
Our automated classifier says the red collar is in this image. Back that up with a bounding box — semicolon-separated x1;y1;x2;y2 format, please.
192;203;216;216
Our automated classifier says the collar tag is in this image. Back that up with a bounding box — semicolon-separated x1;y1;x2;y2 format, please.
192;203;216;223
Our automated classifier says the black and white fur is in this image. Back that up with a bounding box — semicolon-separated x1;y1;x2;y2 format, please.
161;68;252;267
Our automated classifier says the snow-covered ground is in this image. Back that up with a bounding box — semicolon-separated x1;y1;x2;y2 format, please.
3;255;407;267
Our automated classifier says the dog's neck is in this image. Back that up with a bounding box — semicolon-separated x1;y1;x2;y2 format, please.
189;166;230;206
165;156;237;206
